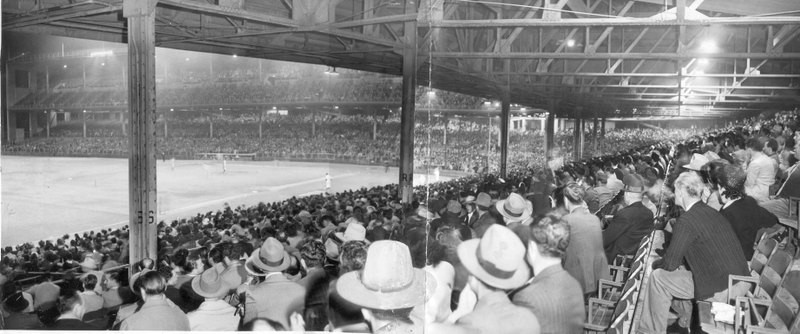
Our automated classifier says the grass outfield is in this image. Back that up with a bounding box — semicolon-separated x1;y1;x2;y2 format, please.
1;156;458;247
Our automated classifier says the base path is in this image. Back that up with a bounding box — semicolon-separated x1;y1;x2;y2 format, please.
1;156;460;247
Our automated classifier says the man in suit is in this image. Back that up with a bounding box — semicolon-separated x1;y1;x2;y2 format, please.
120;271;190;331
462;196;479;227
637;172;749;334
714;164;783;259
470;192;499;238
338;241;432;334
603;173;654;263
560;182;609;299
50;290;101;330
428;225;540;334
242;237;306;329
513;215;585;334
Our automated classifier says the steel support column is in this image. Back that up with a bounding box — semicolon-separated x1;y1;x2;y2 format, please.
124;0;158;268
398;0;417;204
500;93;510;178
545;100;556;159
83;111;87;138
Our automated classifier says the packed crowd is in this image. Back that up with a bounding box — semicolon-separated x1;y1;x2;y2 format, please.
4;113;697;174
15;79;486;110
3;104;796;332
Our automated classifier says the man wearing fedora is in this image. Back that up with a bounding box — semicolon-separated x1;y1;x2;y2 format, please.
429;224;539;334
513;215;584;334
187;268;239;331
242;237;306;329
495;192;534;229
603;173;654;263
469;192;498;238
2;291;42;329
337;240;433;334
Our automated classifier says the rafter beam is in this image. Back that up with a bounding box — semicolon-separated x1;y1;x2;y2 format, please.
3;3;123;30
427;16;800;28
428;52;800;60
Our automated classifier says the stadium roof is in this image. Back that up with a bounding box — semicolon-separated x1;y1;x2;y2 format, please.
4;0;800;118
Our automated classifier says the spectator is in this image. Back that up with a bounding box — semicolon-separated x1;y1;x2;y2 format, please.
79;274;104;314
745;137;776;202
187;268;239;331
337;240;433;334
120;270;190;330
638;172;749;333
24;272;60;311
558;182;609;299
494;192;533;229
2;291;41;329
242;237;306;329
513;215;584;334
429;225;539;334
714;163;783;259
50;290;100;330
327;240;370;332
297;240;331;331
602;173;654;263
469;193;498;238
102;271;133;310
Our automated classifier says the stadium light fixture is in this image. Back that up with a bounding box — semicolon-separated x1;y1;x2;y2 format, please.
700;40;717;53
170;108;174;111
83;110;86;113
185;57;190;62
334;106;339;109
100;63;105;66
219;107;223;110
63;64;68;69
483;101;491;106
566;39;576;47
520;107;527;112
427;90;436;98
232;54;238;58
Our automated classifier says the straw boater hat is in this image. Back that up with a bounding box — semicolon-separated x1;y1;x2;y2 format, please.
337;240;435;310
683;153;710;171
494;193;533;224
245;237;291;276
457;224;531;290
191;268;231;299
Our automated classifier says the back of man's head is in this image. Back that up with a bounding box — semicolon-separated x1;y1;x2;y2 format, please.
83;274;98;291
59;289;83;316
139;270;167;296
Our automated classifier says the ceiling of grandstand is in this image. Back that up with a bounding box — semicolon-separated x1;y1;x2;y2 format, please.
3;0;800;118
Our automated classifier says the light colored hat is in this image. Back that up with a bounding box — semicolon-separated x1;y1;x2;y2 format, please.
245;237;290;275
463;195;476;204
337;240;435;310
683;153;710;171
297;210;312;220
446;200;462;214
80;257;98;270
191;268;231;299
494;193;533;224
475;192;492;209
457;224;531;290
335;223;367;243
704;151;721;162
417;206;436;220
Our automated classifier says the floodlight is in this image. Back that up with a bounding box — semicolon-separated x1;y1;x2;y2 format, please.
566;39;576;47
700;40;717;53
427;90;436;98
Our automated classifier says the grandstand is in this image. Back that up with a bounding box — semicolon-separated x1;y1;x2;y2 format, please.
2;0;800;333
